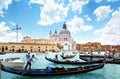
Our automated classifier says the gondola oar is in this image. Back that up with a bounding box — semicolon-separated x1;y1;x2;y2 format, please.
18;70;28;79
18;59;37;79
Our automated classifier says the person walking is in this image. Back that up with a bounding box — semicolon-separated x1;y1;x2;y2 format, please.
25;54;37;70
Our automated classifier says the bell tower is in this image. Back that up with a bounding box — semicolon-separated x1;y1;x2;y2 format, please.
49;30;52;39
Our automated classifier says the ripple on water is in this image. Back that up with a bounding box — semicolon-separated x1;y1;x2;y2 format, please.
1;53;120;79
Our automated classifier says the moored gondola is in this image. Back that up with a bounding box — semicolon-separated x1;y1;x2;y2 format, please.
79;54;113;58
80;56;120;64
0;60;105;76
60;54;76;59
0;52;6;55
45;56;104;65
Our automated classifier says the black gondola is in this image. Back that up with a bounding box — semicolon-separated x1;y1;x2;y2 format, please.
0;61;104;76
79;55;113;58
45;56;104;65
0;52;6;55
106;59;120;64
60;54;76;59
80;56;120;64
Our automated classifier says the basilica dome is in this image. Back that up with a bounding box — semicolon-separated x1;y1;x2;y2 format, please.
59;22;71;35
59;29;71;35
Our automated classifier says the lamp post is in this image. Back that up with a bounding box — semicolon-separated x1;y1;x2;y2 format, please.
12;25;21;42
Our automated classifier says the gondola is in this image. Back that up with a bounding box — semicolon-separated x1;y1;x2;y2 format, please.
45;56;104;65
0;61;104;76
105;60;120;64
60;54;76;59
79;54;113;58
0;52;6;55
80;56;120;64
72;52;78;54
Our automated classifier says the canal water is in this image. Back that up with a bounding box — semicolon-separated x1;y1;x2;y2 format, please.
0;52;120;79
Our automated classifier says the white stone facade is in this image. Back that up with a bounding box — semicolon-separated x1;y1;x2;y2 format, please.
49;22;76;51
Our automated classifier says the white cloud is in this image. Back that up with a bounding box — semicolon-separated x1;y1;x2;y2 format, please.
0;21;22;42
39;1;68;25
0;0;12;16
84;15;92;21
107;0;119;2
93;5;112;21
67;15;93;33
10;21;16;26
29;0;46;5
29;0;68;25
94;9;120;45
69;0;89;13
94;0;103;3
0;21;10;32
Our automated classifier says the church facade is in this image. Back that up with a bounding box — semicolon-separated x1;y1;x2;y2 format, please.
0;22;76;53
49;22;76;51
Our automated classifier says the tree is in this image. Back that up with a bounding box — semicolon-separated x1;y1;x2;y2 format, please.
56;43;63;50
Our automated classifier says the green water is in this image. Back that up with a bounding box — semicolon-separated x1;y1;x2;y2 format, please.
0;52;120;79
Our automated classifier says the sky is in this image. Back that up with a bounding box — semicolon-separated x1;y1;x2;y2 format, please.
0;0;120;45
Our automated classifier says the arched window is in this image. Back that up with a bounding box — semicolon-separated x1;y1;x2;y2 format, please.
38;49;40;52
21;46;24;52
30;49;32;52
45;47;47;51
12;49;15;52
2;46;4;52
5;46;8;50
22;46;24;48
12;46;15;48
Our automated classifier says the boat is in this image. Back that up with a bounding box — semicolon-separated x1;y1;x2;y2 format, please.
72;51;78;54
60;54;76;59
0;52;6;55
0;61;104;76
79;54;113;58
106;57;120;64
0;57;25;68
45;56;104;65
0;57;20;61
80;56;120;64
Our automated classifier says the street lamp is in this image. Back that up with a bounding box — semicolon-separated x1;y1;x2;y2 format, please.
12;25;21;42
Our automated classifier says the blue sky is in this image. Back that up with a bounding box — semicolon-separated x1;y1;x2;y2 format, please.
0;0;120;45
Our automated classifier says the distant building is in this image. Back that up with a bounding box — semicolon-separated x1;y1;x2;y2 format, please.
49;22;76;51
76;42;120;53
0;22;76;53
0;37;59;53
0;23;120;53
